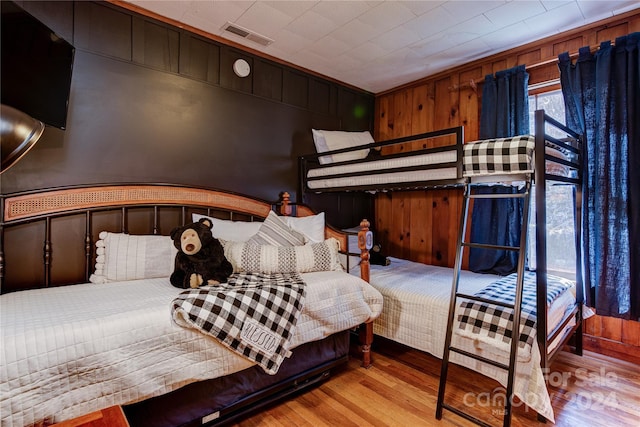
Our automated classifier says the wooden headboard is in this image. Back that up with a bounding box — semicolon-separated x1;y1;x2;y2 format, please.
1;184;366;294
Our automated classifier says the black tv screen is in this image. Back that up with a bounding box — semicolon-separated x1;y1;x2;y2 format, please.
1;2;75;130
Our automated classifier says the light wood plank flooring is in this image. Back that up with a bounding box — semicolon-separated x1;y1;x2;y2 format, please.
233;340;640;427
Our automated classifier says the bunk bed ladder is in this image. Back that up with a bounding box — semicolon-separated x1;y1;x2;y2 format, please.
436;178;532;427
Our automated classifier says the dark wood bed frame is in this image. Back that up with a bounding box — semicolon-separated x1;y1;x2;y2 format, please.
0;183;374;426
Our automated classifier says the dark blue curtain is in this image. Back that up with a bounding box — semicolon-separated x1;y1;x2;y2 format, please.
559;32;639;320
469;65;530;275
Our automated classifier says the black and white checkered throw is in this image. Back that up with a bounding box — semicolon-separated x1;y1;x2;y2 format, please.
171;272;306;375
463;135;535;177
457;271;572;355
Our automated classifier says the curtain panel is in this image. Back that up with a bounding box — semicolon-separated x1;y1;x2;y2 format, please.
559;32;639;320
470;65;530;275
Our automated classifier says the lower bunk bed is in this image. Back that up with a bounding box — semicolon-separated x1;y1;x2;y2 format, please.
0;184;383;427
350;258;585;423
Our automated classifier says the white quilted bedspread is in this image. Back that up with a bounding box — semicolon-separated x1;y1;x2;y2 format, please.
352;258;576;423
1;272;382;427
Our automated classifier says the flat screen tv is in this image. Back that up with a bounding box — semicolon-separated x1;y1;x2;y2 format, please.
1;1;75;130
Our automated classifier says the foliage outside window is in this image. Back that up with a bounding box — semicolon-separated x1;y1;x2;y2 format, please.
527;90;576;280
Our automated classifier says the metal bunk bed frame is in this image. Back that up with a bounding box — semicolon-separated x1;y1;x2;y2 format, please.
298;109;584;426
436;110;584;427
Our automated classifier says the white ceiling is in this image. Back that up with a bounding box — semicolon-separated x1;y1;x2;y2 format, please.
126;0;639;93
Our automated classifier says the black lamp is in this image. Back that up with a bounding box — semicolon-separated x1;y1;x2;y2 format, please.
1;104;45;173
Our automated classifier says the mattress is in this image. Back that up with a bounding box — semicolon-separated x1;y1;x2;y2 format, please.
0;271;383;427
305;134;576;191
351;257;577;422
306;150;457;190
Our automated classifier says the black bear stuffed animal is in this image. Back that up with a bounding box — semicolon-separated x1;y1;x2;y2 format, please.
369;243;390;266
169;218;233;289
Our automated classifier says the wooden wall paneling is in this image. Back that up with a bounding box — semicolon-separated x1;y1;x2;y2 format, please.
74;1;132;61
409;190;433;264
601;316;623;342
430;190;452;266
410;84;432;135
399;194;412;260
376;96;392;141
253;59;283;102
384;90;412;256
584;316;640;364
219;47;253;94
373;95;391;250
374;193;393;254
427;78;457;267
433;77;453;129
584;313;596;335
132;17;180;73
338;90;374;132
180;34;220;85
529;62;559;87
621;319;640;347
552;35;585;58
457;68;481;270
489;59;508;75
458;68;481;140
591;314;603;337
596;22;631;45
631;14;640;32
391;90;413;152
517;49;542;71
308;78;331;115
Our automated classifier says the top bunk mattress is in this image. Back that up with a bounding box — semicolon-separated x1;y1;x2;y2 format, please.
463;135;577;179
304;132;578;192
306;150;458;190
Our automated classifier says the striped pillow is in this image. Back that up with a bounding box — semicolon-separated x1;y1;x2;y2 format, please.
223;238;343;274
249;210;306;246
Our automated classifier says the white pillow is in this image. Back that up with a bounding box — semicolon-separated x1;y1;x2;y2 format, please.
192;213;262;242
312;129;373;165
249;211;307;246
283;212;325;243
89;232;177;283
223;238;343;274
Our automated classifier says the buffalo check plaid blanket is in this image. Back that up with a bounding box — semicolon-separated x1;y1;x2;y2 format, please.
171;272;306;375
463;135;535;177
456;271;572;356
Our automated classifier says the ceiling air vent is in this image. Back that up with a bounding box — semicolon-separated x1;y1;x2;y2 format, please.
221;22;274;47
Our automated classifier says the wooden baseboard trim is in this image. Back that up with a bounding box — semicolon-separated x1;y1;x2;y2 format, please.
583;334;640;365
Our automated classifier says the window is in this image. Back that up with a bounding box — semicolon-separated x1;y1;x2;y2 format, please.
527;90;577;279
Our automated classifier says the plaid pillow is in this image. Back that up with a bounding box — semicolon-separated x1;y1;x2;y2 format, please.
249;211;306;246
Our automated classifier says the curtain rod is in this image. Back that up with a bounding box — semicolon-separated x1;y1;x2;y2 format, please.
526;42;610;70
449;40;616;93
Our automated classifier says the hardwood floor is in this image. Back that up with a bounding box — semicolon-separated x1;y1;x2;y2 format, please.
232;340;640;427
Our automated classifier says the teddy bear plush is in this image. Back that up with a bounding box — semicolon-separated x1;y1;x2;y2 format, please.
169;218;233;289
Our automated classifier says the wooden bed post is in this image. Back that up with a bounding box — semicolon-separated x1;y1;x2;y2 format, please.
358;219;371;283
280;192;292;216
358;219;373;368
